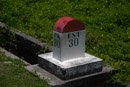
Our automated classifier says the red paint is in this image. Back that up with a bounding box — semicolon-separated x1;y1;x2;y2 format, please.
54;16;85;33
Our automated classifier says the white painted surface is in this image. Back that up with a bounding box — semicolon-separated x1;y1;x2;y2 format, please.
39;52;102;69
53;30;85;61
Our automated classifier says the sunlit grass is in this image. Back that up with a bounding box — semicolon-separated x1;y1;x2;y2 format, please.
0;53;48;87
0;0;130;84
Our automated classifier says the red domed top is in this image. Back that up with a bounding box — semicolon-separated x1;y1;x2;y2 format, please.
54;16;85;33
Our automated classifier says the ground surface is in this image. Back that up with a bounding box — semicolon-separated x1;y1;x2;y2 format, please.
0;52;48;87
0;0;130;85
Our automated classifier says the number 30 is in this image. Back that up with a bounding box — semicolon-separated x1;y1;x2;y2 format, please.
69;38;79;47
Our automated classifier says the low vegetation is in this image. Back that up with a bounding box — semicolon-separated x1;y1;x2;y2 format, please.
0;0;130;84
0;52;48;87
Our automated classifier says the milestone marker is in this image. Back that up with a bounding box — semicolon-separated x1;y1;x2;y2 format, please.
38;16;103;80
53;16;85;61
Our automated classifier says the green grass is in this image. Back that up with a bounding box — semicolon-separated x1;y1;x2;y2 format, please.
0;52;48;87
0;0;130;84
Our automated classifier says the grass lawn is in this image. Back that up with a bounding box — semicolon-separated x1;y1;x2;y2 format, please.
0;52;48;87
0;0;130;84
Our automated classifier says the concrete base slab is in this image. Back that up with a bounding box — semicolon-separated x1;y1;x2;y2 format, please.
38;52;102;68
26;64;115;87
38;52;103;80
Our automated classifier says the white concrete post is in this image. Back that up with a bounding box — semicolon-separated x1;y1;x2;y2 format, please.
53;17;85;61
